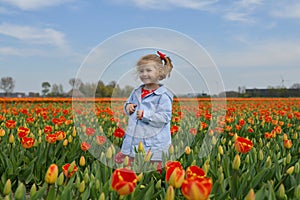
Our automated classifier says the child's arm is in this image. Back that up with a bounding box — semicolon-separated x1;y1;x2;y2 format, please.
124;89;137;115
126;104;137;115
139;94;173;128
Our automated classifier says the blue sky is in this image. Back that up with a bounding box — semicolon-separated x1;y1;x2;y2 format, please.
1;0;300;95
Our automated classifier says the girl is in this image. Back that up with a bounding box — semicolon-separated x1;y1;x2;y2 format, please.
115;51;174;163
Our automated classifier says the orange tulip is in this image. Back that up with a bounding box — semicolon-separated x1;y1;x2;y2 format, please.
46;133;57;144
55;131;66;141
45;164;58;184
95;135;106;145
0;115;5;121
234;137;253;154
264;132;275;139
21;137;35;149
284;140;292;149
189;128;197;136
80;142;91;151
111;168;138;196
181;177;212;200
165;161;185;188
0;129;5;137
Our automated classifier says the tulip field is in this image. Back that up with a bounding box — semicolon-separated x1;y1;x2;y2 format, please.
0;97;300;199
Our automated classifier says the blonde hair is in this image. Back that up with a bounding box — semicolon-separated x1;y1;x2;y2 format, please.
136;53;173;80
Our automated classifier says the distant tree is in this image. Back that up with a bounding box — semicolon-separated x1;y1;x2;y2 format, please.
41;82;51;96
69;78;83;90
290;83;300;89
0;77;15;96
106;81;117;97
49;84;64;96
79;82;97;97
95;80;106;97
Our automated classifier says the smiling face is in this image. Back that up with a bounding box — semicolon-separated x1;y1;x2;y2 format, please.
137;62;160;85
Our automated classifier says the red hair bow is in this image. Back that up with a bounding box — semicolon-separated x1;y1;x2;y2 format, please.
157;51;166;60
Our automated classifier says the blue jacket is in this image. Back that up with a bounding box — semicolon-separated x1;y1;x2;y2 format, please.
121;84;173;161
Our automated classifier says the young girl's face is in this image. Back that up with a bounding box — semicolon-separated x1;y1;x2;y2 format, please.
137;62;160;85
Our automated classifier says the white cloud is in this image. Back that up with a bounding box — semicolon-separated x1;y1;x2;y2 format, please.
222;0;262;22
0;0;74;10
271;2;300;19
214;40;300;68
0;47;45;56
0;23;69;50
112;0;218;10
235;0;262;8
0;6;15;14
223;12;254;22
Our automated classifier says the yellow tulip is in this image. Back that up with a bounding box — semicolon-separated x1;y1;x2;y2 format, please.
3;179;11;195
232;154;241;170
166;185;175;200
45;164;58;184
79;156;85;166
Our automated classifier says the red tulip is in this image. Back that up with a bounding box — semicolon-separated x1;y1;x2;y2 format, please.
111;168;138;196
46;133;57;144
234;137;253;154
44;125;53;134
62;162;78;178
5;120;16;129
17;127;30;138
239;118;245;126
170;125;179;136
181;176;212;200
86;127;96;136
113;127;125;138
165;161;185;188
52;118;63;126
186;165;206;180
21;137;35;149
26;117;35;124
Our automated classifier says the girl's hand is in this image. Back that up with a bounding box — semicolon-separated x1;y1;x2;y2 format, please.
126;104;137;114
136;110;143;120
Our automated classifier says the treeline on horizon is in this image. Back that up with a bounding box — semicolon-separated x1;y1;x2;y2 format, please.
1;76;300;98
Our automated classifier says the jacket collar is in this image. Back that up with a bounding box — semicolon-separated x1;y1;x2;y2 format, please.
135;84;167;95
134;84;167;101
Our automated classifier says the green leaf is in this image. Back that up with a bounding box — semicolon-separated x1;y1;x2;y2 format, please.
268;182;276;200
30;185;47;200
236;170;251;197
80;187;90;200
46;185;56;200
255;186;266;200
143;183;154;200
251;168;268;189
